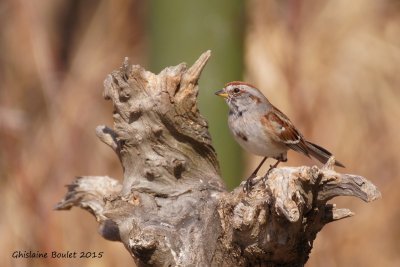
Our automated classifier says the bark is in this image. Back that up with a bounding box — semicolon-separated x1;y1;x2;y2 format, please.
56;51;381;267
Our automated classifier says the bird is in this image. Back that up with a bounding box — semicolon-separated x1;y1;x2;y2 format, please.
215;81;344;191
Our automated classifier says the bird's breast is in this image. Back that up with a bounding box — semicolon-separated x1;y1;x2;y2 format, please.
228;111;287;157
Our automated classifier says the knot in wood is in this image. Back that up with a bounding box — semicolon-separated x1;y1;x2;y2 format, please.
172;158;186;179
129;231;157;262
144;168;159;181
119;85;132;101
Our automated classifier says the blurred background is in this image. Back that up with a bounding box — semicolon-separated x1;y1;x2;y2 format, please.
0;0;398;266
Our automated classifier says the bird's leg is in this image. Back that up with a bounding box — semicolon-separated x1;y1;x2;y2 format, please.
266;159;281;175
244;157;268;192
264;155;287;179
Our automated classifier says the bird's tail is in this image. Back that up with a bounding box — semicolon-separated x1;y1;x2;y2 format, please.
305;141;345;167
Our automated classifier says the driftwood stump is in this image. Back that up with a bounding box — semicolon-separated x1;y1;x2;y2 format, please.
56;51;380;267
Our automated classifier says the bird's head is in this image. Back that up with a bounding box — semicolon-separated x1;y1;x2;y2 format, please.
215;81;268;109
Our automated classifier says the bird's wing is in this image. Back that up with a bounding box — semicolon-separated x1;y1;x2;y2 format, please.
263;108;310;156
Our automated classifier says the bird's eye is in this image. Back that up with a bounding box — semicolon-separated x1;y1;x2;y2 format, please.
233;88;240;94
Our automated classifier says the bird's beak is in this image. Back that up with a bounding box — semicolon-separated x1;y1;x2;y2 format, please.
214;89;228;99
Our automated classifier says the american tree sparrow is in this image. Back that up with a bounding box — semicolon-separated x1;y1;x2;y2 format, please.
215;81;344;190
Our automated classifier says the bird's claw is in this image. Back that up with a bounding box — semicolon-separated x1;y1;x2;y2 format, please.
244;159;280;193
243;173;256;193
266;165;274;175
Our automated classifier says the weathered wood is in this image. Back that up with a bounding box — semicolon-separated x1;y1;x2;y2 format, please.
56;51;380;266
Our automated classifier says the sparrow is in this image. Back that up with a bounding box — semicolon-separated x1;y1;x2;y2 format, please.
215;81;344;190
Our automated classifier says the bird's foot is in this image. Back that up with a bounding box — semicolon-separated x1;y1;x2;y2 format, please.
266;165;275;176
243;173;257;193
263;160;281;181
244;157;268;193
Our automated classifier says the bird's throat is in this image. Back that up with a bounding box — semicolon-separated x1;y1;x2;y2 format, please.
228;99;247;118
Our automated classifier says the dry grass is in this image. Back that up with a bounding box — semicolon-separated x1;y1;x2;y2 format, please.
246;0;400;266
0;1;145;266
